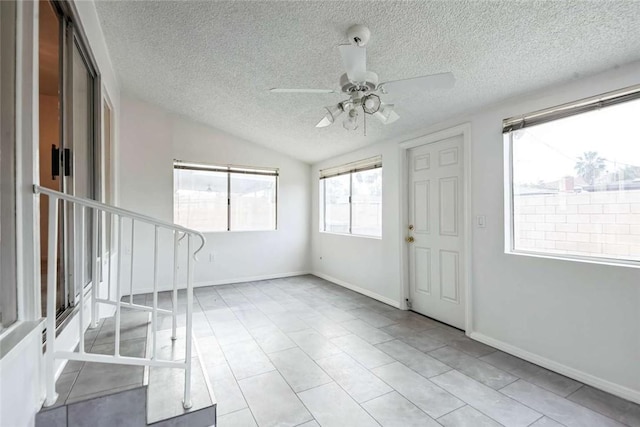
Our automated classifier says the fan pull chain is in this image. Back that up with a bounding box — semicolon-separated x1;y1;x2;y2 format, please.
363;107;367;137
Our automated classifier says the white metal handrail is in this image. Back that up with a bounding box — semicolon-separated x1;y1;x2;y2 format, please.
34;185;206;410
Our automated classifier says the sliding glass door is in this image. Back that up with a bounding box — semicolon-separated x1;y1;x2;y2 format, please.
39;0;97;319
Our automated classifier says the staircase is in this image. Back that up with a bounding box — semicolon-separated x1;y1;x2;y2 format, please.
33;186;215;426
35;308;216;426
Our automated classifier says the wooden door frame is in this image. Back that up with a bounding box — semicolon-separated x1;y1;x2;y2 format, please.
399;123;473;334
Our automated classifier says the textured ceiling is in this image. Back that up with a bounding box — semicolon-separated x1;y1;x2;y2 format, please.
95;1;640;164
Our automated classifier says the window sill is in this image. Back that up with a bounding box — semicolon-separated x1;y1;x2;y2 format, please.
319;231;382;240
202;229;277;234
505;249;640;269
0;319;44;361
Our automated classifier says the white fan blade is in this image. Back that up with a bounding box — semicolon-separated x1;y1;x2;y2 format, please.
338;44;367;83
378;72;455;99
270;88;336;94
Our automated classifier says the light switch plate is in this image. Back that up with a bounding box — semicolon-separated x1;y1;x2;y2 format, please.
476;215;486;228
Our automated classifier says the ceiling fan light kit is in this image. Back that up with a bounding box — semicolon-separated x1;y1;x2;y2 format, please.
316;104;344;128
270;24;455;134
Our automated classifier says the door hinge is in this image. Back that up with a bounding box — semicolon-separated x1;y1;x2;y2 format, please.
405;298;412;309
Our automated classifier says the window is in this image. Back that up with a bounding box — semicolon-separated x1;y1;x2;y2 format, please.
320;156;382;238
174;161;277;232
504;86;640;265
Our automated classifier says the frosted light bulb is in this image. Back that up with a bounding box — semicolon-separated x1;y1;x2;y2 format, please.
364;98;376;109
343;109;358;131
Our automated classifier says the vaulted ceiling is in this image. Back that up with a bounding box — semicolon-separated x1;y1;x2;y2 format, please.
95;1;640;163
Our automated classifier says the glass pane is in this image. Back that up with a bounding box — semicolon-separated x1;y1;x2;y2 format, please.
72;42;94;291
230;173;276;231
352;169;382;237
174;168;228;232
324;175;350;234
38;0;65;314
511;98;640;262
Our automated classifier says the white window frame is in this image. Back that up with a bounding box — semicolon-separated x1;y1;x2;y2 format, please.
503;84;640;268
173;160;278;232
0;0;18;334
319;156;382;238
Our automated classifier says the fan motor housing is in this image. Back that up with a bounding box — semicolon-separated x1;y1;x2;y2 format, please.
340;72;379;93
346;24;371;47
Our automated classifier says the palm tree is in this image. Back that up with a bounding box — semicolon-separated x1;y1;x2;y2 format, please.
574;151;606;185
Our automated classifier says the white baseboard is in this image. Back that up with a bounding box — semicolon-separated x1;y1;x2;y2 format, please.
469;332;640;405
128;271;311;295
312;271;402;309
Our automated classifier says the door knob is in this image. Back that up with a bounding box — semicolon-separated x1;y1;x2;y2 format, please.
408;225;414;230
405;236;415;243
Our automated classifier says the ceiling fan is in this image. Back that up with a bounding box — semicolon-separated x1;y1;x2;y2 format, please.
269;24;455;132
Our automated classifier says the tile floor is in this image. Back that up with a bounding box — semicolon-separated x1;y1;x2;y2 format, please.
139;275;639;427
52;311;149;406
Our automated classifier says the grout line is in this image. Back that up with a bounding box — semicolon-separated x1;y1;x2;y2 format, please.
564;384;585;400
434;403;471;422
435;373;542;427
498;379;627;427
525;415;548;427
358;389;395;405
480;353;586;399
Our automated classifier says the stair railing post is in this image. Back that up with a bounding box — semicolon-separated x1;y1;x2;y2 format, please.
90;207;99;328
129;219;135;304
44;195;60;407
115;215;123;356
152;225;159;359
183;234;194;409
78;206;85;354
107;212;112;303
171;231;179;341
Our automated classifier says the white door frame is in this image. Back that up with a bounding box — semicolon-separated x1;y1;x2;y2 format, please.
399;123;473;334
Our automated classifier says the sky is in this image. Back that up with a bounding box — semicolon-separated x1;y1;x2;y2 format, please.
511;97;640;185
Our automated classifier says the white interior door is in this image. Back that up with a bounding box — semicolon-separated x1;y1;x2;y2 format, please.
407;135;465;329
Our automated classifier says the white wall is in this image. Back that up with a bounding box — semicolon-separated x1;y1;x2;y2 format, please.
0;1;121;425
311;142;403;307
118;97;310;292
311;61;640;403
0;324;43;427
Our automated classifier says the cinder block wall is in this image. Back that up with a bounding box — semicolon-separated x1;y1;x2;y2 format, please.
514;190;640;259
